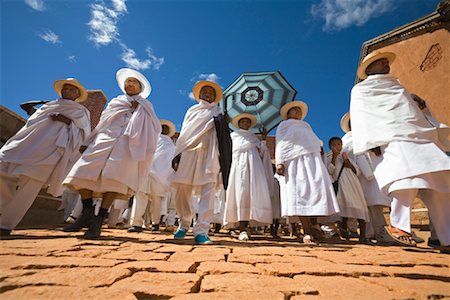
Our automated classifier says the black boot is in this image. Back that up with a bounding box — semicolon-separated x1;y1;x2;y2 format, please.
63;199;94;232
82;207;108;239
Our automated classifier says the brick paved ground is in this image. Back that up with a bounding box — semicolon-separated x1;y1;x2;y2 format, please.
0;228;448;299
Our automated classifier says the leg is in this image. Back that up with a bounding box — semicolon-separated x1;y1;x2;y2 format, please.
0;176;43;231
193;183;215;237
174;184;194;230
390;189;417;234
358;219;366;241
82;192;117;239
150;195;162;230
129;192;148;228
421;190;450;246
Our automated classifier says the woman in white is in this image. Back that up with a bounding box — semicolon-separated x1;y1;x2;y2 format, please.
63;68;160;239
276;101;340;244
128;120;176;232
327;136;370;242
224;113;273;241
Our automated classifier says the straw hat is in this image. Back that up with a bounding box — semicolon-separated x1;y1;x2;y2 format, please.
280;100;308;120
116;68;152;99
340;112;351;133
357;51;396;80
232;113;257;129
53;78;88;103
160;119;176;137
192;81;223;103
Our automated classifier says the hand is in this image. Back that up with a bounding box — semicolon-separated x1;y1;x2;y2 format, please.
130;101;139;111
259;127;268;140
276;164;285;176
172;154;181;171
50;113;71;125
224;113;232;124
343;159;353;169
79;145;88;154
370;147;382;156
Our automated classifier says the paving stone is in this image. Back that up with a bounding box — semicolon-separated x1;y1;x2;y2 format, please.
168;252;225;263
200;273;318;295
227;253;298;264
0;286;137;299
191;246;231;255
96;249;169;261
196;261;259;276
1;266;131;288
119;260;197;273
153;245;193;253
110;271;201;297
171;291;286;299
6;256;124;269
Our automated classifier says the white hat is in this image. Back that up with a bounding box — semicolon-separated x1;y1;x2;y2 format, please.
160;120;176;138
280;100;308;120
53;78;88;103
232;113;257;129
357;51;396;80
340;112;351;133
192;80;223;104
116;68;152;99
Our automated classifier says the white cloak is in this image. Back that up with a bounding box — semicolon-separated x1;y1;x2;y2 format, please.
276;119;340;217
0;99;91;196
172;100;221;187
224;129;273;226
64;94;160;195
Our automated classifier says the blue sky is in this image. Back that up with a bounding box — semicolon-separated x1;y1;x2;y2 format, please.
0;0;440;151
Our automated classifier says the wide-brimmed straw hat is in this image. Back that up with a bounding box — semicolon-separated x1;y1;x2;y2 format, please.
232;113;257;129
280;100;308;120
116;68;152;99
53;78;88;103
340;112;351;133
160;120;176;137
357;51;396;80
192;80;223;104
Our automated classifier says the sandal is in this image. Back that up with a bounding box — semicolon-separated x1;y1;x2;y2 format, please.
384;226;416;247
302;234;318;245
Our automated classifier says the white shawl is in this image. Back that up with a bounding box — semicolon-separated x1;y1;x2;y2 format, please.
0;99;91;196
174;100;222;174
275;119;321;165
350;74;438;155
149;134;175;189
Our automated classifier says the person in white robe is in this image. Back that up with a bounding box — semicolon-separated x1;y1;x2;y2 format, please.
340;113;391;243
128;120;176;232
223;113;273;241
171;80;223;245
0;78;91;237
350;51;450;249
275;101;340;244
63;68;160;239
327;137;370;241
212;182;226;234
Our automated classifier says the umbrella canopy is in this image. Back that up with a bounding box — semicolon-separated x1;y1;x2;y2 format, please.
221;71;297;133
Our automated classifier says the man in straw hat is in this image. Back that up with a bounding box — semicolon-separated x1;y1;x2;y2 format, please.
171;80;226;244
63;68;160;239
350;51;450;250
0;78;91;237
275;100;340;244
223;113;273;241
128;120;176;233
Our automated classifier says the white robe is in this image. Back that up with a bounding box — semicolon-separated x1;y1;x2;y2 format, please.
350;74;450;194
275;119;340;217
342;131;391;207
0;99;91;196
64;95;160;195
224;129;273;226
327;154;370;221
172;100;221;188
141;134;175;197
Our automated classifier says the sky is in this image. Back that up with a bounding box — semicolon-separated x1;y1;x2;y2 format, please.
0;0;441;151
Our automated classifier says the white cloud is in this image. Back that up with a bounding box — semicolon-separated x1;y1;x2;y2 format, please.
310;0;395;32
188;92;195;100
38;30;61;44
198;73;220;83
25;0;46;11
88;3;124;47
120;44;165;70
68;55;76;62
111;0;127;13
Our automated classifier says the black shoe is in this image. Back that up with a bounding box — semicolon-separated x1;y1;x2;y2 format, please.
214;223;221;234
428;239;441;248
63;199;94;232
83;208;107;240
0;228;11;238
151;224;160;232
128;226;143;233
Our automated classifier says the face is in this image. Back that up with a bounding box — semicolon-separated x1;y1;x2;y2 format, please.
287;106;302;120
161;125;170;136
199;86;216;103
124;77;142;96
61;84;81;101
329;139;342;154
365;58;390;76
238;118;252;130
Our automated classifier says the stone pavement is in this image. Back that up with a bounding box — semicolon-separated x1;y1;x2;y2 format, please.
0;228;449;299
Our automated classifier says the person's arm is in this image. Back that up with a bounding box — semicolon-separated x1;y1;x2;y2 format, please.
172;154;181;171
130;101;139;111
342;152;357;174
50;113;72;126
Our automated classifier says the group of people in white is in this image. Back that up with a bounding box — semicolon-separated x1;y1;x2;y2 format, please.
0;51;448;251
